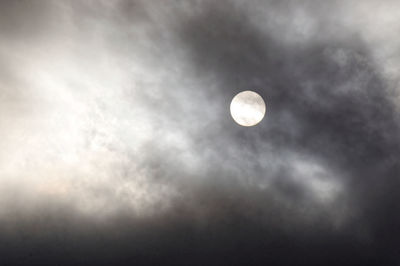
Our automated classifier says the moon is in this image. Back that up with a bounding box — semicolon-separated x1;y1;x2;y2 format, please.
230;91;266;127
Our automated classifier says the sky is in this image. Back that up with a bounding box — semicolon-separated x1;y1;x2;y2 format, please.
1;0;400;265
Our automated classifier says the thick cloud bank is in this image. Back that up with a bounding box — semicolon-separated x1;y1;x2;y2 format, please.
0;0;400;265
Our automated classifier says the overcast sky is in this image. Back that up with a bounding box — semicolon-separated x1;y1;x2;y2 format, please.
1;0;400;265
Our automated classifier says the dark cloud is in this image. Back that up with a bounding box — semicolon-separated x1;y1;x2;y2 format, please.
0;0;400;265
173;0;400;262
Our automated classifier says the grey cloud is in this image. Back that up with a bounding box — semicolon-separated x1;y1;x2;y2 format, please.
0;0;400;265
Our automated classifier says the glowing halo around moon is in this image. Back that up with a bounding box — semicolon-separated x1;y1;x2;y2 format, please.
230;91;266;127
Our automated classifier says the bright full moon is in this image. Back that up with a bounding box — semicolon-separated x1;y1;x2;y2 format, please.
230;91;266;127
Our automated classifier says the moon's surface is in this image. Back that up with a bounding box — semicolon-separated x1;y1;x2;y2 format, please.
230;91;266;127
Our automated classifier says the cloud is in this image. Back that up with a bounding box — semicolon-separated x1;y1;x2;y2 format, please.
0;0;400;265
